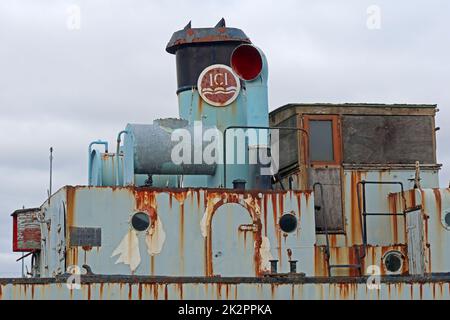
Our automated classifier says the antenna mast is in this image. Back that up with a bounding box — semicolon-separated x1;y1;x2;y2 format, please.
48;147;53;204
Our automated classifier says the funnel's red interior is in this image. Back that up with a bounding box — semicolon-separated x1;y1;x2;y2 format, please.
231;45;263;81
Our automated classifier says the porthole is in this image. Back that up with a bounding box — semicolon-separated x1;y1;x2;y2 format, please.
441;209;450;230
382;250;404;274
279;213;298;233
131;212;150;232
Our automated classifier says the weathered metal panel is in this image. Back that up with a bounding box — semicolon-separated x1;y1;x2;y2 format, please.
69;227;101;247
424;189;450;273
389;188;450;274
0;276;449;300
211;203;254;276
406;206;426;275
308;168;344;232
59;187;316;277
31;190;69;277
270;104;437;126
317;169;439;248
342;115;435;164
278;115;298;170
12;209;41;252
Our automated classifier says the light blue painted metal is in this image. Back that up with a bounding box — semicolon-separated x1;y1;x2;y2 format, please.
39;187;315;277
88;140;108;185
176;89;252;188
174;44;270;189
1;280;449;300
316;169;440;249
89;151;124;187
417;188;450;273
243;46;269;147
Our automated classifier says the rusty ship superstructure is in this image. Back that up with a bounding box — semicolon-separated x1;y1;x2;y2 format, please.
2;20;449;300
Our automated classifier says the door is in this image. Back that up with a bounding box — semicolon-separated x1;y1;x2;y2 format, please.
304;115;344;233
211;203;255;276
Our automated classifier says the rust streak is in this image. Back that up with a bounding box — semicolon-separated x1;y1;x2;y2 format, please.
177;283;184;300
66;186;77;265
138;284;142;300
196;190;201;209
153;284;159;300
389;194;399;244
179;202;185;274
314;246;326;277
151;256;155;276
271;194;282;268
128;284;132;300
197;95;203;117
263;195;268;237
350;172;363;244
433;189;442;221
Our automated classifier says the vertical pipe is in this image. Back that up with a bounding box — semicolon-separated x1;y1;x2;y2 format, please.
48;147;53;204
362;181;368;246
116;131;128;186
21;252;24;278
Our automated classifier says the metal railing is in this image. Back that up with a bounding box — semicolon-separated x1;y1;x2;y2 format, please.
222;125;309;188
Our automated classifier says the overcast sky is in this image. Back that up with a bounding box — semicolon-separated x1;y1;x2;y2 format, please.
0;0;449;277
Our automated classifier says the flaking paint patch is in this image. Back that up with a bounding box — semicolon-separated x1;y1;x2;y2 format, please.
146;217;166;256
259;236;274;272
111;229;141;272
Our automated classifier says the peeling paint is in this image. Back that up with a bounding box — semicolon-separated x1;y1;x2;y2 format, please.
111;229;141;272
259;236;273;272
145;217;166;256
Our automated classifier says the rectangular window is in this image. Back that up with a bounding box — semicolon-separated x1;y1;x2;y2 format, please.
304;115;341;165
309;120;334;162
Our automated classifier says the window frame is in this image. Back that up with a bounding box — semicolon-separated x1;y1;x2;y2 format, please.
303;114;342;166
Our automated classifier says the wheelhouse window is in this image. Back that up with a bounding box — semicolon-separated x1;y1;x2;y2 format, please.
304;115;341;165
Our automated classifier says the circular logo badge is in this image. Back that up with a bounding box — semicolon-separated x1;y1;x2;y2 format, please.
197;64;241;107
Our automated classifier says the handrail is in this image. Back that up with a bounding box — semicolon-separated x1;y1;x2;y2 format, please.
88;140;109;185
223;125;309;188
356;180;407;260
